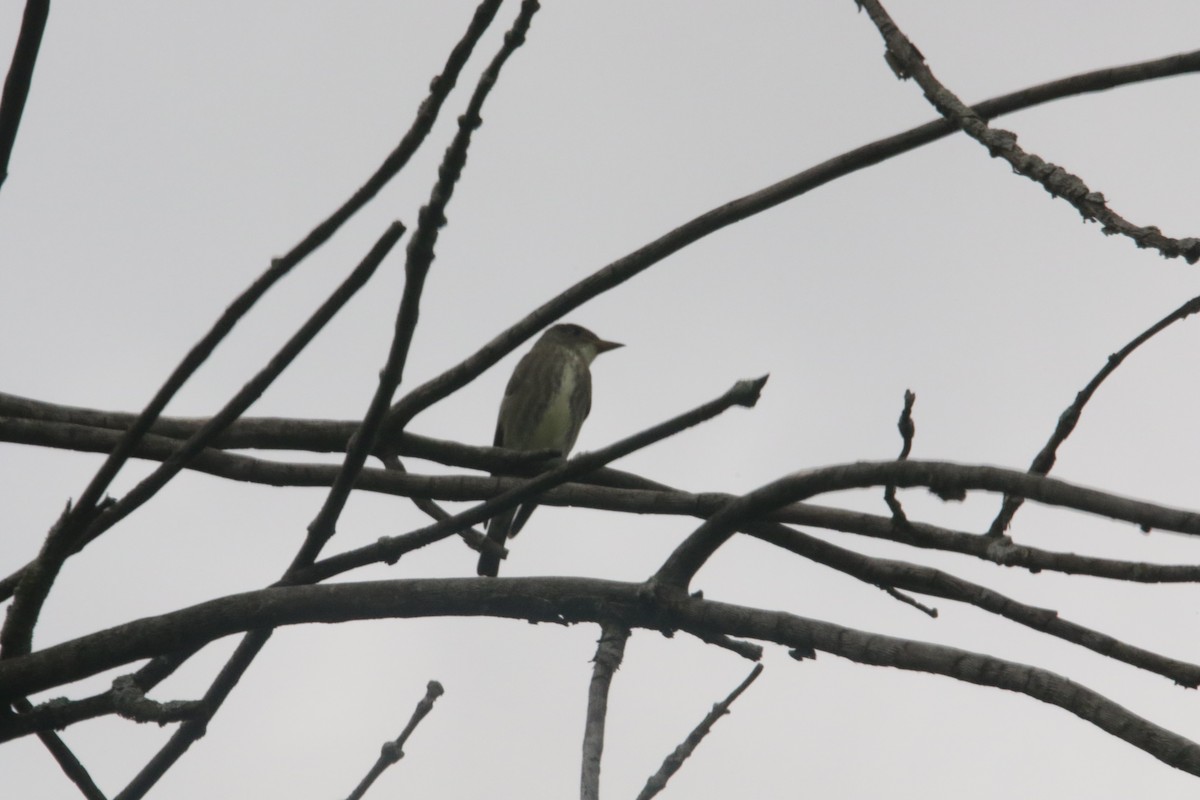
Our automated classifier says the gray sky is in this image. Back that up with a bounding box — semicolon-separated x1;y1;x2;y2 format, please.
4;1;1200;797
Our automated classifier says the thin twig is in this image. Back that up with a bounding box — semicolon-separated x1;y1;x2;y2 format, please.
853;0;1200;263
636;664;763;800
580;623;630;800
883;389;916;524
345;681;445;800
879;585;937;618
989;293;1200;536
380;454;498;556
685;629;763;661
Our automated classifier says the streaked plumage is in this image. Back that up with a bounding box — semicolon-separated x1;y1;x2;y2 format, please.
476;324;622;577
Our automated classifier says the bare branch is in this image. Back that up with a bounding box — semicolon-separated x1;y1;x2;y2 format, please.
381;454;500;557
879;585;937;618
8;697;107;800
854;0;1200;263
654;461;1200;591
0;221;403;662
990;293;1200;536
113;8;542;798
742;520;1200;684
6;419;1200;602
345;681;445;800
108;676;203;725
0;0;50;191
295;0;542;571
635;664;763;800
113;631;272;800
581;622;629;800
5;578;1198;775
379;48;1200;440
7;0;501;627
883;389;916;524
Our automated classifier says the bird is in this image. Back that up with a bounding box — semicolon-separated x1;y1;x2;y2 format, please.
476;323;623;577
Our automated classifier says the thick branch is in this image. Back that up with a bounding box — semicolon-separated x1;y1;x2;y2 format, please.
2;578;1198;776
6;427;1200;604
654;461;1200;590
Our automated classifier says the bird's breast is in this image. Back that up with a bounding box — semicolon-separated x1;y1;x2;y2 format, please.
525;369;577;451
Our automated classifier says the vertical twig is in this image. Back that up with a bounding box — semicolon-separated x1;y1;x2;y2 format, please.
882;389;915;523
581;622;630;800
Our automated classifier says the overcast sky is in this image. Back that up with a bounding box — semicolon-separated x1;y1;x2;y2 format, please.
4;2;1200;797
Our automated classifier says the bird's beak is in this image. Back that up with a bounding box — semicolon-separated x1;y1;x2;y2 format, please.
595;339;623;354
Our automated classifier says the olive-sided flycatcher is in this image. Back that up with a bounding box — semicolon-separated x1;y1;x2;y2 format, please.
476;323;623;577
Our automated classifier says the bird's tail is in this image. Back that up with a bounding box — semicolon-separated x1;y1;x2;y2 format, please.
476;509;514;577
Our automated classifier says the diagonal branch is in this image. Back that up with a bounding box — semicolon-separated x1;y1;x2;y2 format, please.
378;47;1200;440
113;7;542;799
853;0;1200;263
745;520;1200;686
8;698;108;800
989;293;1200;536
293;0;542;571
0;0;49;191
636;664;763;800
344;680;445;800
0;221;403;662
2;0;503;669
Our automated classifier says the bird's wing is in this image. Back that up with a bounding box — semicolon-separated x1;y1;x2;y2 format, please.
494;349;543;448
563;363;592;453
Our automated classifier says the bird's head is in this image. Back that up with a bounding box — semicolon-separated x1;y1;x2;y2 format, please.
542;323;623;363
